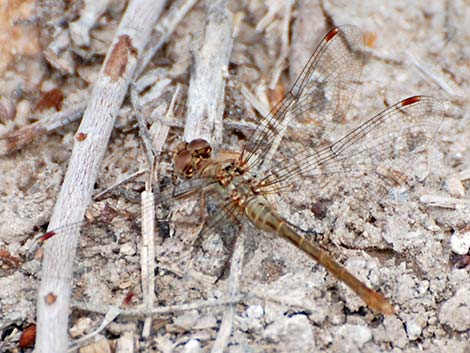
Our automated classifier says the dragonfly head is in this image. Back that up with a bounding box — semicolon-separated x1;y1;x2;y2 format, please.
174;139;212;179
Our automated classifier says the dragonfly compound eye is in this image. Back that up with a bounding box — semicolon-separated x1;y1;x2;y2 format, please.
188;138;212;159
174;150;193;177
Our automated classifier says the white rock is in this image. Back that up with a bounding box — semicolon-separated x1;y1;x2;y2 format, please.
183;339;202;353
246;305;264;319
406;319;422;340
173;310;199;330
193;315;217;330
263;315;314;352
450;230;470;255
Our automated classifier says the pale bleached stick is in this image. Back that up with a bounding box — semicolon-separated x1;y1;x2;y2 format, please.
140;190;156;339
69;0;112;47
407;50;464;98
255;1;292;87
210;233;245;353
183;0;233;147
240;84;270;118
177;0;238;349
420;194;470;209
130;85;157;339
289;0;324;83
35;1;167;352
136;0;199;79
181;3;244;350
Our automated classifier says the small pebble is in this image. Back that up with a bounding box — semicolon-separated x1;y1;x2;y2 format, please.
193;315;217;330
439;286;470;331
246;305;264;319
406;320;422;340
450;230;470;255
183;339;202;353
119;242;136;256
69;317;92;338
336;324;372;348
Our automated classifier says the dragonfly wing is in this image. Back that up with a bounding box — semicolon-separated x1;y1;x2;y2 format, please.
243;25;364;176
262;96;447;212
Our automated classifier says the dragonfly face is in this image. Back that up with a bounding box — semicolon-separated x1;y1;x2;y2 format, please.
174;138;213;179
174;138;249;186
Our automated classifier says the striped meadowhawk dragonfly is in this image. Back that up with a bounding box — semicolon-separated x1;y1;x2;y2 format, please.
36;25;446;315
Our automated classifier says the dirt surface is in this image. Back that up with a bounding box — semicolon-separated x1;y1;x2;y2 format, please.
1;1;469;352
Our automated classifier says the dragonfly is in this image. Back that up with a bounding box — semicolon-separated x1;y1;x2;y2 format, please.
34;25;445;316
170;25;445;315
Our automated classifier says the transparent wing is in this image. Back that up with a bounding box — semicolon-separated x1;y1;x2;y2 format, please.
243;25;364;175
259;96;446;211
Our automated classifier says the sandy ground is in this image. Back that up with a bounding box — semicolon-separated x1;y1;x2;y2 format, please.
0;1;469;352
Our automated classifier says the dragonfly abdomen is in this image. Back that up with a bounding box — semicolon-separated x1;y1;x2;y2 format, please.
244;196;394;315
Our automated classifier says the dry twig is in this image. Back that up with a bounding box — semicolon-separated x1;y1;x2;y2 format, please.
71;293;248;316
0;102;86;156
183;0;233;147
210;233;245;353
35;1;167;352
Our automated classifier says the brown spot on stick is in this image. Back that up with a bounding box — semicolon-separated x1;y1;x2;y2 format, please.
104;35;138;81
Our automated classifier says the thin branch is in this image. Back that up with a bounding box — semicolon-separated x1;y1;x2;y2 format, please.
150;83;181;156
183;0;233;147
131;85;155;169
240;84;270;117
0;102;86;156
210;233;245;353
420;194;470;209
68;306;121;351
407;50;464;99
136;0;199;79
71;293;248;316
35;1;167;352
93;169;147;201
140;190;156;339
132;86;158;339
